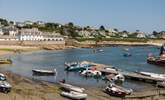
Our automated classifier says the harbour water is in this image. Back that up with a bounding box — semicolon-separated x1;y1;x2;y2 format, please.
0;46;164;91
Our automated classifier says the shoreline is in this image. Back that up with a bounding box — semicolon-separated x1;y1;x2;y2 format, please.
0;71;165;100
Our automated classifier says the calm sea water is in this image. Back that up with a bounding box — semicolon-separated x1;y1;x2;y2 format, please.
0;46;164;91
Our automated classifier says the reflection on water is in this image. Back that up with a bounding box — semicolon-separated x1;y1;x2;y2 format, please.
0;46;164;90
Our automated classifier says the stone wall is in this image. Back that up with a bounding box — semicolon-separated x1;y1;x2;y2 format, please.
0;40;65;46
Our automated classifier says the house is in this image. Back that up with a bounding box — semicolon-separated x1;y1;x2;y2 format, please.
42;32;64;41
136;33;146;38
121;33;128;38
78;30;92;38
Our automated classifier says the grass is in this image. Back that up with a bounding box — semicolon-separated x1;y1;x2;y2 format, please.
0;48;15;51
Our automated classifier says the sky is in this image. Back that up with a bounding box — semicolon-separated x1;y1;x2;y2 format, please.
0;0;165;33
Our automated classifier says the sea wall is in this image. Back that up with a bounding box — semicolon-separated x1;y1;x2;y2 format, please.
0;40;65;46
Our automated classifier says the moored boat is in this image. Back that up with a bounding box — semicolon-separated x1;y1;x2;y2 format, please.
60;91;87;100
147;57;165;66
80;69;102;77
104;83;132;97
156;81;165;87
59;82;85;93
147;43;165;66
0;59;12;64
32;69;56;75
0;73;6;81
138;71;165;79
0;81;12;93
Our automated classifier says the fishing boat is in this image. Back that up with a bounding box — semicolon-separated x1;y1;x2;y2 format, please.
60;91;87;100
104;83;132;97
0;59;12;64
138;71;165;79
0;81;12;93
59;82;85;93
32;69;56;75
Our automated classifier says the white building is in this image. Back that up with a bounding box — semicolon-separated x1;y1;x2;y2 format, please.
19;28;43;41
136;33;146;38
19;28;64;41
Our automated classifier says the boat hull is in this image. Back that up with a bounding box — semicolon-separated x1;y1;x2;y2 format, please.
104;88;126;97
147;58;165;66
32;70;55;75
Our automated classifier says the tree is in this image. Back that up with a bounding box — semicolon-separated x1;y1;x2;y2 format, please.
136;30;140;33
99;25;105;31
114;28;118;32
68;22;74;27
152;31;159;36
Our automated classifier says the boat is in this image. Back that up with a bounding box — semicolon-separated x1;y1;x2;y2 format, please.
59;82;85;93
32;69;56;75
60;91;87;100
147;44;165;66
104;83;132;97
123;52;132;57
147;57;165;66
106;73;125;83
0;59;12;64
65;63;93;71
156;81;165;87
138;71;165;79
0;73;6;81
80;69;102;77
0;81;12;93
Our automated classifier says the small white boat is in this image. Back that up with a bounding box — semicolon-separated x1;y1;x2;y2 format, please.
0;73;6;81
61;91;87;100
32;68;56;75
139;71;165;79
80;70;102;77
59;82;85;93
0;81;12;93
156;81;165;87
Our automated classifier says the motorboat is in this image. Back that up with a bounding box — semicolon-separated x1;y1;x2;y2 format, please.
80;69;102;77
32;68;56;75
123;52;132;57
60;91;87;100
138;71;165;79
65;63;94;71
106;73;125;83
0;73;6;81
156;81;165;87
0;59;12;64
59;82;85;93
0;81;12;93
104;83;132;97
147;57;165;66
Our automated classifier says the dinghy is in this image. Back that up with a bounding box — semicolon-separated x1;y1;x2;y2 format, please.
61;91;87;100
32;68;56;75
0;59;12;64
0;81;12;93
59;82;85;93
